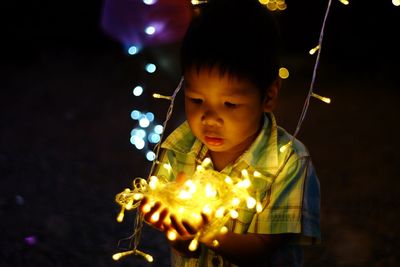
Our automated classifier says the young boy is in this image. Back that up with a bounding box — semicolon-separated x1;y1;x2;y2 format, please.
140;0;320;266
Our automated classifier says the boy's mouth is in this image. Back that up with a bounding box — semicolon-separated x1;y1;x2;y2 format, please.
204;136;224;146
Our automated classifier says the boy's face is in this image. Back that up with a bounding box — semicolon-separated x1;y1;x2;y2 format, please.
184;67;272;163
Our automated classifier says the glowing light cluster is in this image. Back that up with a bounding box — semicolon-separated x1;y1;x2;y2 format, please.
258;0;287;11
393;0;400;6
114;158;264;258
130;110;163;158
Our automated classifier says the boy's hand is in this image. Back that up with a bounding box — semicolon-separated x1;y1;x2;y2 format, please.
139;196;169;231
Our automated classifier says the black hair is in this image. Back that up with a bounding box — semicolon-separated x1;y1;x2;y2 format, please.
180;0;281;96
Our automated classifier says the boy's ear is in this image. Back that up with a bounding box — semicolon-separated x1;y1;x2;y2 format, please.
263;77;281;112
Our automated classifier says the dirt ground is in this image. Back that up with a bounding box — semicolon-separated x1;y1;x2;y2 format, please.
1;4;400;264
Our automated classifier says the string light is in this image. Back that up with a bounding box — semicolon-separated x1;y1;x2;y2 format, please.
393;0;400;6
145;63;157;73
311;92;331;104
309;45;320;55
145;26;156;35
128;45;139;55
153;93;173;100
115;157;265;255
133;86;144;96
338;0;349;5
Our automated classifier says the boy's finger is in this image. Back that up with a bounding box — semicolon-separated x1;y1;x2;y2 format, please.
170;215;189;236
153;208;169;230
143;202;161;222
182;220;197;235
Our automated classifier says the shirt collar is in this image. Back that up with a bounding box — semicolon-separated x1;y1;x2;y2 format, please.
161;113;280;174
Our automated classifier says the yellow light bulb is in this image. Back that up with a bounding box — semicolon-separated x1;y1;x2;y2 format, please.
153;93;172;100
150;212;160;222
230;210;239;219
279;67;289;79
167;230;177;241
212;240;220;247
311;92;331;104
338;0;349;5
189;239;199;251
220;226;229;234
247;197;257;209
117;209;125;222
279;141;292;153
225;176;233;184
309;45;320;55
142;203;152;213
216;207;225;218
232;197;240;206
393;0;400;6
256;202;263;213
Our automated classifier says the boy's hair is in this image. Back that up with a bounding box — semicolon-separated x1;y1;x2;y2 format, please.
180;0;281;95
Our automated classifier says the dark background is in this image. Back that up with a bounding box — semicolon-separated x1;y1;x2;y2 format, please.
1;1;399;266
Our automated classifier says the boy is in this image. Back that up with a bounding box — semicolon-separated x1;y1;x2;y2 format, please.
140;0;320;266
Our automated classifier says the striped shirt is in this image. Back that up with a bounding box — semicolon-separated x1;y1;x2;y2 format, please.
153;113;320;266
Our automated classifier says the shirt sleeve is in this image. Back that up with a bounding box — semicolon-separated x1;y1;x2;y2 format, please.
248;155;321;244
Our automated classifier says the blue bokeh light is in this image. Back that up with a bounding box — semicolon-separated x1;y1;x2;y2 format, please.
145;63;156;73
146;151;156;161
154;124;164;134
133;86;144;96
131;110;141;120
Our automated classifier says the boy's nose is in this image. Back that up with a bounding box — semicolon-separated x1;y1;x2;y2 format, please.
201;110;222;127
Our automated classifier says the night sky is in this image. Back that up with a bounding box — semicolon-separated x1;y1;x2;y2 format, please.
1;1;400;266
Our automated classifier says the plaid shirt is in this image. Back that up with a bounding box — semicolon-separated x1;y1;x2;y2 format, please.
153;113;320;267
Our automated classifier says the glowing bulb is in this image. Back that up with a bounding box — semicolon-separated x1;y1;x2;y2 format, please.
143;0;157;5
167;230;177;241
145;112;155;122
216;207;225;218
246;197;257;209
163;163;171;171
145;26;156;35
196;165;204;171
130;110;141;120
256;202;263;213
128;45;139;55
225;176;233;184
393;0;400;6
205;183;217;198
139;117;150;128
178;190;191;199
253;171;262;177
146;151;156;161
338;0;349;5
309;45;320;55
230;210;239;219
117;209;124;222
220;226;228;234
259;0;269;4
241;169;249;178
134;138;145;150
145;63;156;73
202;157;212;167
202;205;212;215
212;240;219;247
149;176;158;189
133;86;144;96
189;239;199;251
153;93;172;100
279;67;289;79
150;212;160;222
148;133;161;144
232;198;240;206
279;141;292;153
311;92;331;104
133;193;143;200
142;203;152;213
154;124;164;134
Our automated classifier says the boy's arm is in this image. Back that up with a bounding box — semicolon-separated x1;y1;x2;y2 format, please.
204;232;298;266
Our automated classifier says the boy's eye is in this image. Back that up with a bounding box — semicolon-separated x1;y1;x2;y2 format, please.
224;102;238;108
189;98;203;104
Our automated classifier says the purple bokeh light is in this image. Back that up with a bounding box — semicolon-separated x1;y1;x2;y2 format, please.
101;0;192;49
